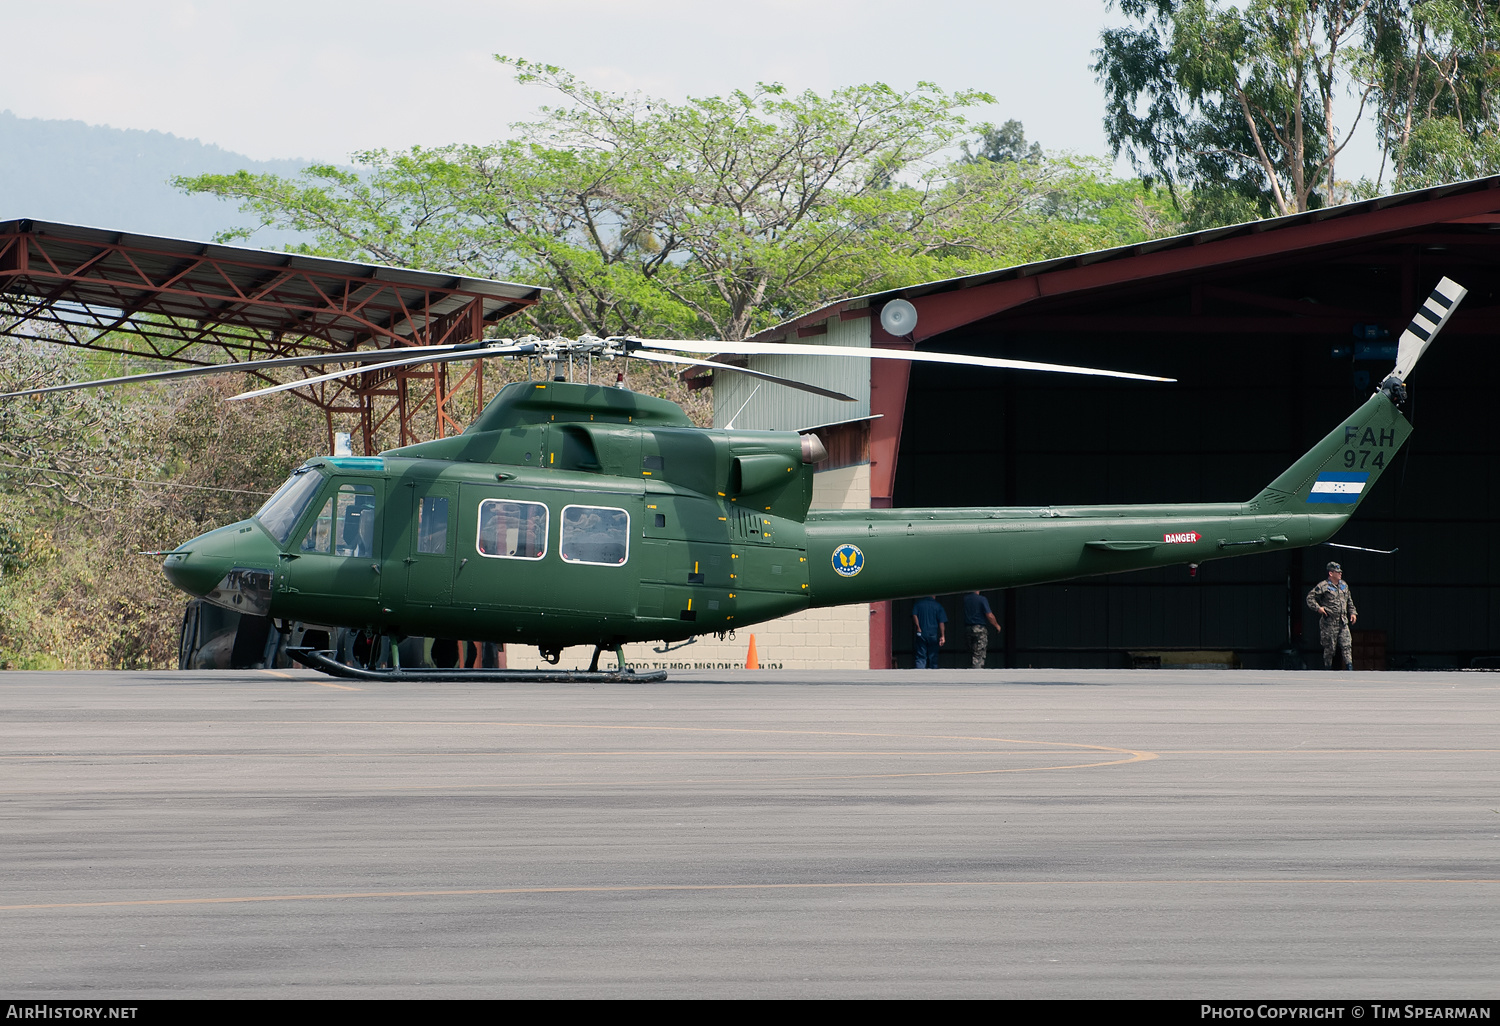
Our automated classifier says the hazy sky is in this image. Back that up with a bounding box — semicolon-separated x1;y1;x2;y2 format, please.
2;0;1384;178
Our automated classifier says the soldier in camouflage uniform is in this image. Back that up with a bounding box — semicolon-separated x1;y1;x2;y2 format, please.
1306;561;1358;670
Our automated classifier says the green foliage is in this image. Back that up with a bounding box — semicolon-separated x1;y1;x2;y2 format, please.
961;120;1045;165
0;342;325;670
1396;116;1500;187
1098;1;1500;219
179;63;1174;343
1096;1;1372;218
1360;1;1500;187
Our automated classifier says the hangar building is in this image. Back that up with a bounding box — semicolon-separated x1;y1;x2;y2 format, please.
672;176;1500;671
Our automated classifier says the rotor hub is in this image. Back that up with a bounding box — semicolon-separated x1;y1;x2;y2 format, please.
1378;373;1408;406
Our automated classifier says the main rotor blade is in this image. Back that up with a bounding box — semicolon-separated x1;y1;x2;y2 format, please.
628;349;858;402
0;340;495;400
229;342;535;400
629;338;1175;383
1393;276;1466;381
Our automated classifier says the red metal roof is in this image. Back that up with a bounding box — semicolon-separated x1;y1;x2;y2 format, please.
750;176;1500;345
0;217;545;354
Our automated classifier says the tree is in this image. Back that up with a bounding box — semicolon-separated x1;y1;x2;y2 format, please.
1095;1;1376;219
960;120;1044;164
0;337;326;669
1360;0;1500;187
180;63;1175;343
183;65;995;340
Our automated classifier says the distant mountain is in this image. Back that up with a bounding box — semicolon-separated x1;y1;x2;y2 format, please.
0;110;318;250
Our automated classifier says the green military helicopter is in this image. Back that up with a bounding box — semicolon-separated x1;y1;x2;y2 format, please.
4;278;1466;680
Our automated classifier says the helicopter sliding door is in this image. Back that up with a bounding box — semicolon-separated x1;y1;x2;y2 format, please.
556;501;636;618
400;482;456;609
453;485;555;628
453;485;639;629
274;478;384;624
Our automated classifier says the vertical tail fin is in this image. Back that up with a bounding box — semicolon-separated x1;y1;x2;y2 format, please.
1251;277;1465;514
1249;392;1410;512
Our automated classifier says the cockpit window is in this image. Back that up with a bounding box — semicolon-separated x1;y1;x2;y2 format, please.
254;469;324;545
299;484;377;557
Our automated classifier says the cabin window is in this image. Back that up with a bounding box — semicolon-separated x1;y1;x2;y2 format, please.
416;496;448;554
560;504;629;566
476;499;548;560
254;468;324;545
298;483;376;557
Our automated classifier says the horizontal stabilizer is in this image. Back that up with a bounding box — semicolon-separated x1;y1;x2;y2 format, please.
1083;540;1160;552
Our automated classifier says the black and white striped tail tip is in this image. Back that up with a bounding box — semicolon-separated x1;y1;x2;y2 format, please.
1393;277;1467;381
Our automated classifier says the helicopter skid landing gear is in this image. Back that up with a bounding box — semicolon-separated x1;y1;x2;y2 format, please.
587;642;628;672
286;647;666;683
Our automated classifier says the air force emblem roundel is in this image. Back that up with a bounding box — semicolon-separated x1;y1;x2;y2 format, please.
832;543;864;577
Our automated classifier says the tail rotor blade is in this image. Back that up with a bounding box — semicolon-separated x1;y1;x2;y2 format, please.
1394;276;1466;381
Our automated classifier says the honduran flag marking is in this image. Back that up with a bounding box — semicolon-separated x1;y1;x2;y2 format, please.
1308;471;1368;504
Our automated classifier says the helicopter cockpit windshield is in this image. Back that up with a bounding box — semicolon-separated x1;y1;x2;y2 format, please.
299;484;376;558
253;468;324;545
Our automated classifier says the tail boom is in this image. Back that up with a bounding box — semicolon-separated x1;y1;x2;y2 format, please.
805;390;1409;607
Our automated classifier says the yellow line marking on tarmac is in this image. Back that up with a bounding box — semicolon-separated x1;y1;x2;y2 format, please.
97;719;1158;757
0;723;1157;784
243;721;1149;748
0;756;1154;791
310;681;361;691
261;670;296;679
0;749;1108;760
6;745;1464;759
1153;748;1500;755
5;878;1498;912
373;760;1150;788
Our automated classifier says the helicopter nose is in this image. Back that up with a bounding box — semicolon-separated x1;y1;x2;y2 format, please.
161;526;234;597
161;520;277;606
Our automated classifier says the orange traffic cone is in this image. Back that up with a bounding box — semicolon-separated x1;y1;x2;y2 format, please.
745;634;759;670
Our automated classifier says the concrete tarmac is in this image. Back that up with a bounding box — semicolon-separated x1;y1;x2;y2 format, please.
1;668;1497;999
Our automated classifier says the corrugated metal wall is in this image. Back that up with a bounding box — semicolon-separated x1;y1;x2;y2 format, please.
892;318;1498;669
713;305;871;431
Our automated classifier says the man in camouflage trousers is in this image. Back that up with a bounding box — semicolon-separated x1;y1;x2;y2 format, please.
963;590;1002;668
1307;561;1358;670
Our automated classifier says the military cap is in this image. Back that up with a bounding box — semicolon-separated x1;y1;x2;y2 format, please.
1326;561;1342;572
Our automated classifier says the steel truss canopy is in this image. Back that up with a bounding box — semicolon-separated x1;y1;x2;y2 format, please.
0;218;546;452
